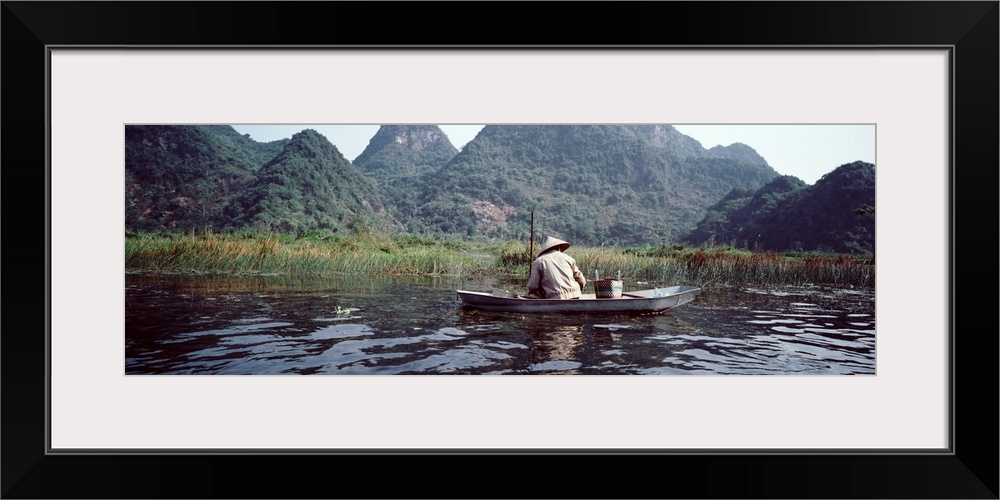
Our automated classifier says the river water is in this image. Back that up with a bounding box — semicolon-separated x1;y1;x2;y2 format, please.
125;273;875;375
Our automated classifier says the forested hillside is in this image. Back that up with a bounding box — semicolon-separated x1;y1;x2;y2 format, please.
352;125;459;232
411;125;779;244
124;125;287;231
225;129;387;233
124;124;876;254
683;161;876;253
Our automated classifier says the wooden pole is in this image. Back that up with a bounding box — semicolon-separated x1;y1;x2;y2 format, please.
529;211;534;260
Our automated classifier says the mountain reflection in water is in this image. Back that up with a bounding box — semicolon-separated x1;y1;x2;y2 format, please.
125;274;875;375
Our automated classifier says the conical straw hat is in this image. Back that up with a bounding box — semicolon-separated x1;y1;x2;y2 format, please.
537;236;571;256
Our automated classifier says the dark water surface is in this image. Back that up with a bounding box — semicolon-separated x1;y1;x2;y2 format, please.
125;273;875;375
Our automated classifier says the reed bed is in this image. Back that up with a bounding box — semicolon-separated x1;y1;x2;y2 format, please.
125;231;493;276
125;232;874;289
574;246;874;289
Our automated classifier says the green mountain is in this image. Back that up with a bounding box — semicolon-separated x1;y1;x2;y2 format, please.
124;124;874;254
352;125;459;231
682;161;876;253
124;125;287;231
410;124;780;244
227;129;386;233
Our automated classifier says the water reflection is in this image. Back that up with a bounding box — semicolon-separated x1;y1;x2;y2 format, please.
528;325;584;374
125;273;876;375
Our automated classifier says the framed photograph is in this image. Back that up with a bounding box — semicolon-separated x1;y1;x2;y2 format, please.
5;2;996;498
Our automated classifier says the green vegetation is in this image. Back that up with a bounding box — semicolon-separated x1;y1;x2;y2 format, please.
353;125;459;229
125;230;486;277
125;125;287;232
125;231;874;289
609;244;874;289
413;125;780;245
683;162;876;253
227;129;386;234
125;125;876;255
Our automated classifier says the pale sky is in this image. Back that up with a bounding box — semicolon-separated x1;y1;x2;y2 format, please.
231;124;875;185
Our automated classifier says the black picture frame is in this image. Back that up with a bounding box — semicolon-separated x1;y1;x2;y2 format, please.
3;2;997;498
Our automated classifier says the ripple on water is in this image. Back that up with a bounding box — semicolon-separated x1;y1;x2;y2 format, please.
771;326;806;334
747;318;804;325
529;360;583;372
593;324;632;330
126;276;874;375
165;322;295;343
484;341;527;350
307;323;375;340
375;346;512;374
219;333;283;345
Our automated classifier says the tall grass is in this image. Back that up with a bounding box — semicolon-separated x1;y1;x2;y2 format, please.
576;245;874;288
125;231;493;276
125;231;874;289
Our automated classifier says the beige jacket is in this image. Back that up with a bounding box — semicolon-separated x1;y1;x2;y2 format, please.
527;250;587;299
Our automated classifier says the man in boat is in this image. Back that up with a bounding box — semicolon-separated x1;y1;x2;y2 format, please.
527;236;587;299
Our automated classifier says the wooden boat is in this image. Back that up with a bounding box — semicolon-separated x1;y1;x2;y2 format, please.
456;285;700;314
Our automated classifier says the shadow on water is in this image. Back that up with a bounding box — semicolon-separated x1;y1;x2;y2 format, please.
125;273;875;375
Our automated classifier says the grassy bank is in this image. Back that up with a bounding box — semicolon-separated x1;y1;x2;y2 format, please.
125;231;875;289
125;231;493;277
572;245;874;290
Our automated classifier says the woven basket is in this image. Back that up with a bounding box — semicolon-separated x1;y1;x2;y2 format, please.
593;279;623;299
